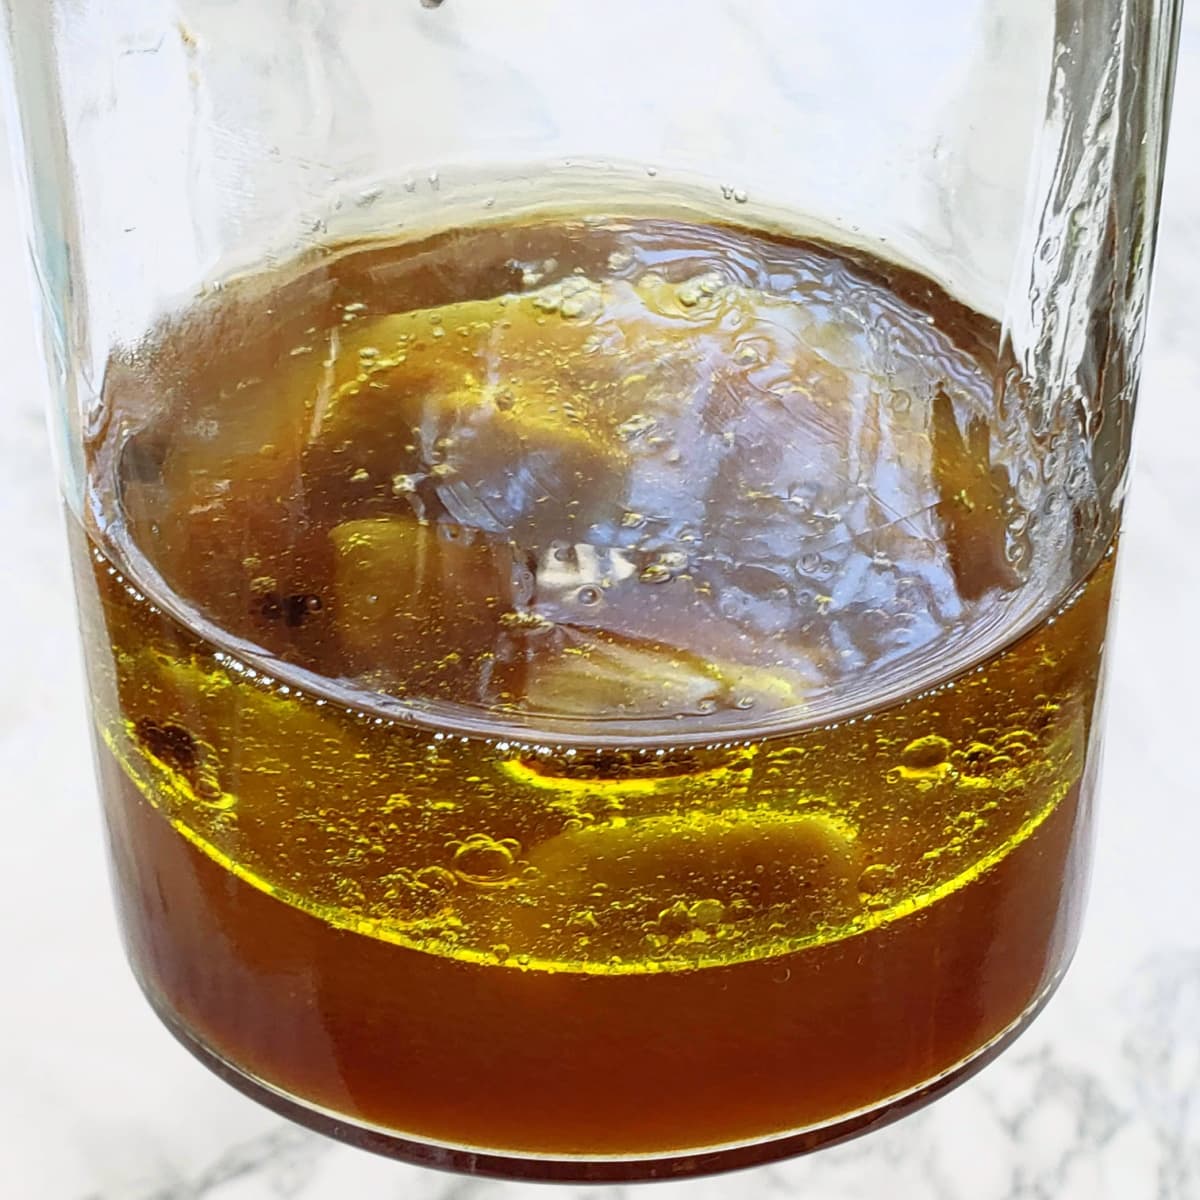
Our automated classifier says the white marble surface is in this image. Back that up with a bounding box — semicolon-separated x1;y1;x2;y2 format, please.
2;14;1198;1198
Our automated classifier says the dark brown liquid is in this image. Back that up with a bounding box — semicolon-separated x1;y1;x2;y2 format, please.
74;210;1112;1163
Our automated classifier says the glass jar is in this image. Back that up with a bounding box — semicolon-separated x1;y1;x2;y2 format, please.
0;0;1181;1182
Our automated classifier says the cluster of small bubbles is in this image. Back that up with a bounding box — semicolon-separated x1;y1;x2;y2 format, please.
899;734;952;771
567;908;600;932
615;412;658;442
654;897;727;939
448;833;521;886
857;863;897;908
675;271;725;308
499;610;555;633
638;550;688;586
530;276;602;320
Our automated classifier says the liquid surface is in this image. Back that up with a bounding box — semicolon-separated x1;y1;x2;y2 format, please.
78;209;1110;1155
104;216;1034;737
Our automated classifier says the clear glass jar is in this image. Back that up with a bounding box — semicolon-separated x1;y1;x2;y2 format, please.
0;0;1182;1182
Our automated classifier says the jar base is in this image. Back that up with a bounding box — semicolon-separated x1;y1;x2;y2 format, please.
135;967;1066;1184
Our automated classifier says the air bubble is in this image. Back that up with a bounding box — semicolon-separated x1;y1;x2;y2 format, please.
639;563;673;584
616;413;657;441
858;863;896;894
450;834;519;885
901;734;952;770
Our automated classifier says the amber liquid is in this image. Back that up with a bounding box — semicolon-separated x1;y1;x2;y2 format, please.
74;208;1112;1173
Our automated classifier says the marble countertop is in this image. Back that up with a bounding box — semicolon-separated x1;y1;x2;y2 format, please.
2;15;1197;1198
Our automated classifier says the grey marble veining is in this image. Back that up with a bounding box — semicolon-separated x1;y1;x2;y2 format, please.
1;10;1197;1198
